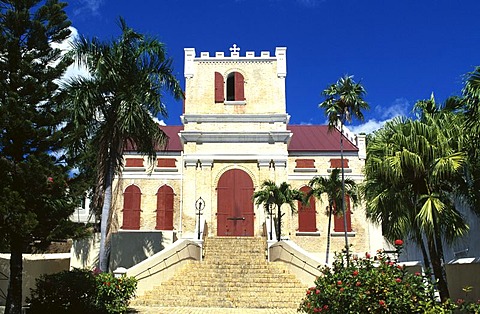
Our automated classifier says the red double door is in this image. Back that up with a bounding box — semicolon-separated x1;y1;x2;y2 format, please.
216;169;254;236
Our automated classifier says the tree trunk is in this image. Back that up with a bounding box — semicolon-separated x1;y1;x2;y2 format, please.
340;121;350;264
419;238;431;270
414;231;431;270
5;237;23;314
325;204;333;264
98;163;114;272
427;236;449;301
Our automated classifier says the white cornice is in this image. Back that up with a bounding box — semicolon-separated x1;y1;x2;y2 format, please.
183;153;288;161
288;173;365;181
180;131;292;144
181;114;290;124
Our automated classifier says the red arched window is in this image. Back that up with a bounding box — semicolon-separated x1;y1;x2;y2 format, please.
333;196;352;232
298;186;316;232
122;185;141;230
226;72;245;101
156;185;174;230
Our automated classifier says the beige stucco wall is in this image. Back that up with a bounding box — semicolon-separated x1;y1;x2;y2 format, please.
0;254;70;306
184;60;285;115
113;154;373;258
111;175;183;233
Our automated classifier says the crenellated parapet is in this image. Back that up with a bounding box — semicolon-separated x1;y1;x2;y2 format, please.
184;44;287;79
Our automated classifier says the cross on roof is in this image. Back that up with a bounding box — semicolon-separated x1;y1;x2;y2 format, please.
229;44;240;53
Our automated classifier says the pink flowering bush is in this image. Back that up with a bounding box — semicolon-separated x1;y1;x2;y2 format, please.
298;245;442;313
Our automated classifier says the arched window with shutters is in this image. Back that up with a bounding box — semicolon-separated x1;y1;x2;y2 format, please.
215;71;245;103
333;196;352;232
298;186;317;232
156;185;174;230
122;185;141;230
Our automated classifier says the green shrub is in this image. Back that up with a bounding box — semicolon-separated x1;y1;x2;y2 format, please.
298;244;451;313
27;268;100;314
95;272;137;314
27;268;137;314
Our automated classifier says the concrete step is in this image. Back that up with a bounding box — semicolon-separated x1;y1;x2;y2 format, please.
132;236;306;309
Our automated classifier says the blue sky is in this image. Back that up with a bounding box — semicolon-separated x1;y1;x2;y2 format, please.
64;0;480;133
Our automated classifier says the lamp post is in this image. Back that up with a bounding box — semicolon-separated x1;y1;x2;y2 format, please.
195;197;205;240
268;202;273;241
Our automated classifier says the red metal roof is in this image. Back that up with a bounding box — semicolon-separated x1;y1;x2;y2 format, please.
287;125;358;152
124;125;183;152
125;125;358;153
160;125;183;151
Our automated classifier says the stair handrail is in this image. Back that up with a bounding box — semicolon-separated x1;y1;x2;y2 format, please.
271;243;323;278
202;221;208;241
132;242;199;281
0;270;8;302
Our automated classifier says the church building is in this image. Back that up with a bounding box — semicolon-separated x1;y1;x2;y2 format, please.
111;45;382;262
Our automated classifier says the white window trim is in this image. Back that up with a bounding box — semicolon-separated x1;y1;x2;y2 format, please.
224;100;246;105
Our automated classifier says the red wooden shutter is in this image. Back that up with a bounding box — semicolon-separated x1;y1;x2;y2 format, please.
333;196;352;232
157;158;176;167
122;185;141;230
217;170;234;236
330;158;349;168
234;72;245;101
298;186;316;232
295;159;315;168
215;72;224;103
236;170;254;236
156;185;174;230
125;158;144;167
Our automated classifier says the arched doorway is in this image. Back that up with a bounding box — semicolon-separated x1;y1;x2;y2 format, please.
216;169;254;236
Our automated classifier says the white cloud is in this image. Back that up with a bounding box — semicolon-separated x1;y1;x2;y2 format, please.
375;98;410;120
72;0;104;16
152;116;167;126
52;26;90;81
350;98;412;134
350;119;385;135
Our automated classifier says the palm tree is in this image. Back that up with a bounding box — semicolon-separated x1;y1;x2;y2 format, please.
319;75;369;259
307;168;359;264
463;67;480;214
62;18;183;272
363;97;470;301
253;181;304;242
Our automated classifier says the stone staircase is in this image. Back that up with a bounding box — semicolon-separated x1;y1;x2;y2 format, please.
131;237;307;309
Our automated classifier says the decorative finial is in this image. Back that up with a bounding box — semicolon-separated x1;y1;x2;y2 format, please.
229;44;240;54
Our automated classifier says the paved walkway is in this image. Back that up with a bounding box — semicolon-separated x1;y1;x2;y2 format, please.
129;306;300;313
1;305;300;314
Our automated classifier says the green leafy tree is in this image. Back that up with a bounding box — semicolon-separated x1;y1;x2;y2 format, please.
253;180;304;242
319;75;369;259
307;168;359;264
61;18;184;272
363;95;471;301
463;67;480;214
0;1;86;313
